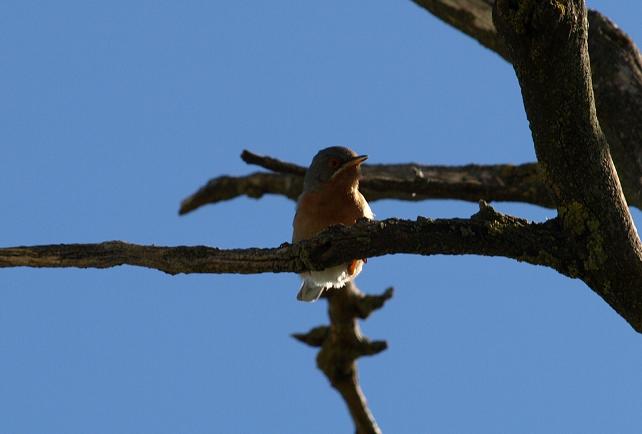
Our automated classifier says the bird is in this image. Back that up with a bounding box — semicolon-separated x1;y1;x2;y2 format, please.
292;146;373;302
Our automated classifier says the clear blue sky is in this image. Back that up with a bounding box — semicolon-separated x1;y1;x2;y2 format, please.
2;1;642;433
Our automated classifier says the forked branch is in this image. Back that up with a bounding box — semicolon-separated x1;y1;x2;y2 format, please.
412;0;642;209
294;283;392;434
493;0;642;331
179;150;554;215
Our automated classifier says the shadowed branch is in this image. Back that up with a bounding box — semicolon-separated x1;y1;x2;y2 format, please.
179;150;554;215
7;200;640;331
294;283;391;434
1;203;572;278
493;0;642;333
412;0;642;209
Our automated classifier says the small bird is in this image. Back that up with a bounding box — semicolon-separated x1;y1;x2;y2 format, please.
293;146;373;302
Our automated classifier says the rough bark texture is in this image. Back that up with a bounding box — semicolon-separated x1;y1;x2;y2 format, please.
493;0;642;330
413;0;642;209
179;150;555;215
0;203;576;278
7;197;640;329
588;12;642;208
293;283;392;434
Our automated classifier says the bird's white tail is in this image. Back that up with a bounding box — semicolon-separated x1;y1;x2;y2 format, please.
297;280;325;302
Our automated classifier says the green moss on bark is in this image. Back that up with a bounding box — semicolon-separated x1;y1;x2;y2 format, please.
559;201;607;273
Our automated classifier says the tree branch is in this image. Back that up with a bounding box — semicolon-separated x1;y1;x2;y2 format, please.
294;283;391;434
240;149;305;175
414;0;507;59
9;199;640;328
0;204;574;278
493;0;642;332
179;150;554;215
179;172;302;215
412;0;642;209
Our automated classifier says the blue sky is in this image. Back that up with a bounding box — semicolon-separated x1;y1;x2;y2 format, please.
2;1;642;433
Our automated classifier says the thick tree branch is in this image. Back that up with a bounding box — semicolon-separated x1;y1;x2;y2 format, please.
294;283;391;434
412;0;642;209
0;205;576;279
8;200;639;328
414;0;507;59
493;0;642;331
179;150;554;215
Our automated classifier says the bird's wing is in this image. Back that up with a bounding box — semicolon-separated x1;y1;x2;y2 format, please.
361;192;374;219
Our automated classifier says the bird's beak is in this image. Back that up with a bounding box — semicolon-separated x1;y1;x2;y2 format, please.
331;155;368;179
344;155;368;168
337;155;368;172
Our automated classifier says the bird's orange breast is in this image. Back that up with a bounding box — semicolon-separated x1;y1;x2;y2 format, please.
292;184;370;243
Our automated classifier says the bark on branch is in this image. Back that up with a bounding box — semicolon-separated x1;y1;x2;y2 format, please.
493;0;642;331
293;283;392;434
0;204;574;278
413;0;642;209
10;201;640;329
179;150;554;215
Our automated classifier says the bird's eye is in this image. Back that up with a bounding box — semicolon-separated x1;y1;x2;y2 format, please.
329;158;340;168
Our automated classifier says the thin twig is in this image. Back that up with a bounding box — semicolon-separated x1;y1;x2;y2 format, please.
241;150;306;175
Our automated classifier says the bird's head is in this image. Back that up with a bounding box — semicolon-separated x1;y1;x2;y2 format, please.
303;146;367;192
